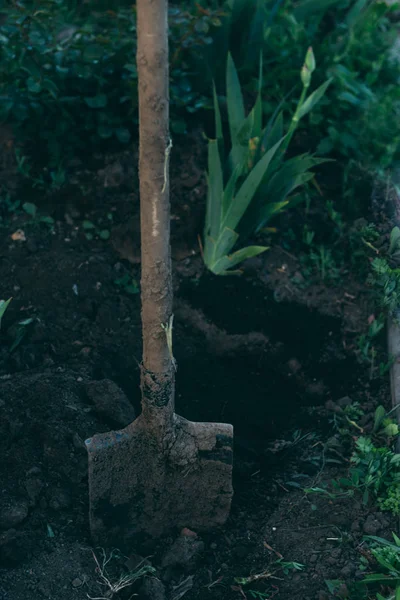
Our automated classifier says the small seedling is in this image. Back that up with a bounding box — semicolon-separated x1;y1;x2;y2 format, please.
82;220;110;241
114;273;139;295
22;202;54;229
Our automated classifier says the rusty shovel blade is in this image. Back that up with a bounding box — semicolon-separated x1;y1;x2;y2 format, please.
86;413;233;545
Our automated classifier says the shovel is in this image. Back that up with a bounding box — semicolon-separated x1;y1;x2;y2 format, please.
86;0;233;546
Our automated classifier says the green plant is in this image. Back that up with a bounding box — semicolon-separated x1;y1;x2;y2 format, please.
82;218;111;241
368;228;400;316
327;533;400;600
114;273;140;295
22;202;55;229
263;0;400;215
337;436;400;511
308;245;339;282
0;299;12;329
203;47;330;274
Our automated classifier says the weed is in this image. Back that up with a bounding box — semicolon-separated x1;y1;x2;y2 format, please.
326;533;400;599
82;220;110;242
114;273;140;295
88;548;155;600
335;436;400;512
22;202;55;230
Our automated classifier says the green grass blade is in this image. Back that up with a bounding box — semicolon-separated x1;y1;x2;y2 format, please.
223;135;286;232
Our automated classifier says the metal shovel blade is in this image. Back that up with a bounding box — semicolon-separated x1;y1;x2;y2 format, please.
86;413;233;544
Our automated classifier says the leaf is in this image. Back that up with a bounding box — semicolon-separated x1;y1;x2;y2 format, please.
10;318;34;352
212;82;223;144
389;227;400;255
297;79;332;120
27;77;42;94
293;0;343;21
39;216;55;225
213;227;239;263
222;135;286;232
211;245;268;275
256;201;289;230
84;94;108;109
345;0;370;28
222;165;241;217
22;202;37;218
325;580;342;595
206;139;223;240
115;127;131;144
0;298;12;329
99;229;110;240
42;78;59;98
82;220;96;230
226;53;246;165
373;405;385;432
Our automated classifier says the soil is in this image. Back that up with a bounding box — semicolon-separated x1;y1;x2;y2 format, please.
0;132;396;600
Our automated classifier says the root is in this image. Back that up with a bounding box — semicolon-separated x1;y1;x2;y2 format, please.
174;299;270;357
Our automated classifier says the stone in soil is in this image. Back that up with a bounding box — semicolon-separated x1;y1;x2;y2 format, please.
0;501;29;530
85;379;135;427
140;577;166;600
161;529;205;571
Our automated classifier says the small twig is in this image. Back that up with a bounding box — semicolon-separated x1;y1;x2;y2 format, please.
161;137;173;194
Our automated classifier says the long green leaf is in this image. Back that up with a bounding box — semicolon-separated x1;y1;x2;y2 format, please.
0;298;11;329
257;201;289;228
203;234;215;267
223;135;286;232
207;140;223;240
213;227;239;263
297;79;332;120
222;165;241;217
345;0;370;27
211;244;268;275
226;52;245;144
212;82;223;145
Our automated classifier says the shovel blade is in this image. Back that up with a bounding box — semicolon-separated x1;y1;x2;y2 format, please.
86;414;233;545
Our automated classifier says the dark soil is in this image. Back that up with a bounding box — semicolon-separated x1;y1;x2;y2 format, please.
0;134;396;600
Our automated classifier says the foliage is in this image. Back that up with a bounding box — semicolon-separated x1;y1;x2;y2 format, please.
263;0;400;214
0;0;224;176
368;228;400;316
326;533;400;600
336;436;400;513
203;47;330;275
0;299;12;330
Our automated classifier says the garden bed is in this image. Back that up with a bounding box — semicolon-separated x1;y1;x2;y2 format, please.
0;138;397;600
